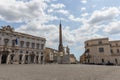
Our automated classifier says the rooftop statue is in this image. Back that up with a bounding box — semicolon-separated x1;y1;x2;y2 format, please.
1;25;14;32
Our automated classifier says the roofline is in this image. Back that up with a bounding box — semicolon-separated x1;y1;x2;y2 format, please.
85;37;108;43
1;30;46;40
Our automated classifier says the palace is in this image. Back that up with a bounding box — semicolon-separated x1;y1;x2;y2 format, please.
80;38;120;65
0;25;46;64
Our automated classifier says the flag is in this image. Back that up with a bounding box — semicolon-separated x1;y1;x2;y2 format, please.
15;38;18;46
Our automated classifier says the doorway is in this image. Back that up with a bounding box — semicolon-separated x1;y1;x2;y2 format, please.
30;54;35;63
1;51;9;64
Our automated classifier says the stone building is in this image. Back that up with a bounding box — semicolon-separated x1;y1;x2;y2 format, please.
0;25;46;64
80;38;120;65
44;47;58;63
80;53;86;63
69;54;77;64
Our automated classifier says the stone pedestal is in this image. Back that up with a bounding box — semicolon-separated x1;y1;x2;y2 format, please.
62;55;70;64
57;55;70;64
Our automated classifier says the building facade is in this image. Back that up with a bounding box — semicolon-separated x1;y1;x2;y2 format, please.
69;54;77;64
0;25;46;64
44;47;58;63
80;38;120;65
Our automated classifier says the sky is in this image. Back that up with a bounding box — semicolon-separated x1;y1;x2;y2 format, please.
0;0;120;60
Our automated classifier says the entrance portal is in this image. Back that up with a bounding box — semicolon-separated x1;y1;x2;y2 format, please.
25;55;28;64
1;51;9;64
30;54;35;63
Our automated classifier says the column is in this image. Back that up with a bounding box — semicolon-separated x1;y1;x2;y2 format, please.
42;53;45;64
28;55;31;64
38;53;41;64
6;54;11;64
34;55;36;64
22;54;25;64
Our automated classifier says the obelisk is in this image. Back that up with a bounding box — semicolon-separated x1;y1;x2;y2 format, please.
58;21;64;52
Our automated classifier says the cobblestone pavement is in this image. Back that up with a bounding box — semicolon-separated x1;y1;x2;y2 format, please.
0;64;120;80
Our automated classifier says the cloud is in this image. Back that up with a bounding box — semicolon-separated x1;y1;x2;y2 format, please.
68;15;81;22
16;20;58;47
56;9;69;15
0;0;56;23
81;13;89;17
81;7;86;11
50;3;65;9
103;21;120;34
47;9;54;13
48;3;69;15
69;7;120;43
88;7;120;24
81;0;87;4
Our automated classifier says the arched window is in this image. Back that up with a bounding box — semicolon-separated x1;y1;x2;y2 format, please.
26;51;28;54
102;59;104;63
4;39;9;46
20;41;24;48
41;44;44;49
26;42;30;48
117;49;119;53
31;43;35;49
115;58;118;64
12;40;15;46
98;41;102;44
36;43;39;49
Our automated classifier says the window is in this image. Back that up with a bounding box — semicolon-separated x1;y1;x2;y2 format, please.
111;49;113;53
20;41;24;48
117;49;119;53
87;49;90;52
26;51;28;54
20;50;23;53
36;43;39;49
12;50;14;53
31;43;35;49
41;44;44;49
110;44;112;47
41;53;43;55
115;59;118;64
102;59;104;63
12;40;15;46
85;49;90;53
98;41;102;44
86;43;89;46
36;52;39;54
4;39;9;46
26;42;30;48
99;47;104;52
116;43;118;46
